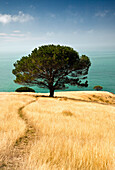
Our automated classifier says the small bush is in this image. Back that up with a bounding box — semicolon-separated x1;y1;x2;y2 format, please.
93;86;103;91
15;87;35;92
62;110;74;117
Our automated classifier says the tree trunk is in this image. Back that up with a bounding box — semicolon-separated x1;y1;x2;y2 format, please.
49;88;54;97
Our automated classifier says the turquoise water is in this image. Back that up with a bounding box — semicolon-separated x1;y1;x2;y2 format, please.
0;51;115;93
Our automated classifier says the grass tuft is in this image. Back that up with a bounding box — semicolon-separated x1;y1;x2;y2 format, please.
62;110;74;116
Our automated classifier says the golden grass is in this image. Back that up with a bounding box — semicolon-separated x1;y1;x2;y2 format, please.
22;93;115;170
0;94;34;164
0;92;115;169
55;91;115;104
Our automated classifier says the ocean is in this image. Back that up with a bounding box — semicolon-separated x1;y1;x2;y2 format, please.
0;51;115;94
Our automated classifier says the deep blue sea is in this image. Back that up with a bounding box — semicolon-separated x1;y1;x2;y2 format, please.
0;51;115;94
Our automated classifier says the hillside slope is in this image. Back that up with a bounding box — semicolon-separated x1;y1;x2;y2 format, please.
0;91;115;169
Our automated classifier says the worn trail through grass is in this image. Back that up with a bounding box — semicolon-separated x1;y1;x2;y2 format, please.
2;98;39;169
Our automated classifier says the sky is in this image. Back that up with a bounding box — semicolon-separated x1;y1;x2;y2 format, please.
0;0;115;54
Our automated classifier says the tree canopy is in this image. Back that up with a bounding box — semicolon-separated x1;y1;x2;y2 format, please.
12;45;91;97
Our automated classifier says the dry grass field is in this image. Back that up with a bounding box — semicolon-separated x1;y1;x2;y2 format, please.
0;91;115;170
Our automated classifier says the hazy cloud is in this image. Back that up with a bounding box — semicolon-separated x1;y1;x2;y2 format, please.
0;33;7;36
50;14;56;18
87;29;94;34
30;5;36;9
95;10;109;17
0;11;34;24
0;31;27;42
13;30;21;33
46;32;55;37
9;34;25;37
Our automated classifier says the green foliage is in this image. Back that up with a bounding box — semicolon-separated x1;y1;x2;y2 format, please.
12;44;91;97
15;87;35;92
93;86;103;91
